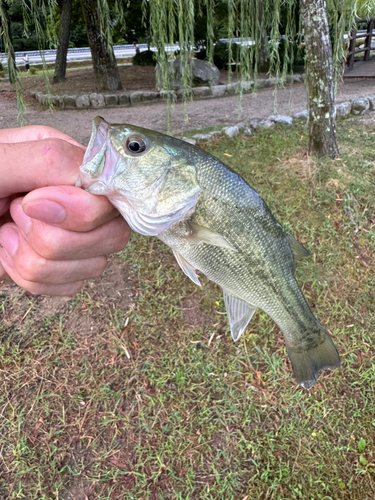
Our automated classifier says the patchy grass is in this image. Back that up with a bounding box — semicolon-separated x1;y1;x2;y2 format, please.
0;114;375;499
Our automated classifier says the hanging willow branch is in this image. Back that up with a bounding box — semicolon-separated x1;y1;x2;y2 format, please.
2;0;374;126
0;0;26;123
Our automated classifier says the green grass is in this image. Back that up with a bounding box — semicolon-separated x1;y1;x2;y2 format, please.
0;115;374;499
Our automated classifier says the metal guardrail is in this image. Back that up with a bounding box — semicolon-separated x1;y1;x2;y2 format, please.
0;38;257;66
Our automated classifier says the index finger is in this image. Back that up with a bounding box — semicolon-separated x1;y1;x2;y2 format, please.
0;138;84;198
0;125;85;150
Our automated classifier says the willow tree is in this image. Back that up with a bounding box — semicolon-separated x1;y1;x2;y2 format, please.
147;0;369;159
80;0;122;90
52;0;73;83
300;0;339;158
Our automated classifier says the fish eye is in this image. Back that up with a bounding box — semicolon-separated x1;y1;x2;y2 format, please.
126;136;147;155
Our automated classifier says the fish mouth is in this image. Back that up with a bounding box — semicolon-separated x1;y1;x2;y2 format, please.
84;116;109;162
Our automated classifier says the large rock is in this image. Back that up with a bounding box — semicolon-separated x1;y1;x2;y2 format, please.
157;58;220;90
367;95;375;111
351;97;369;115
294;110;308;119
62;95;76;108
75;94;90;108
335;102;351;118
89;93;105;108
211;85;226;97
222;126;239;138
268;115;293;125
192;86;211;98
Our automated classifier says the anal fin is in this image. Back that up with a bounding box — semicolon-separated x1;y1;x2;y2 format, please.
173;250;201;286
223;290;257;342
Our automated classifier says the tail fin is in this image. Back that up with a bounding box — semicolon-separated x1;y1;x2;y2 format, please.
286;331;340;390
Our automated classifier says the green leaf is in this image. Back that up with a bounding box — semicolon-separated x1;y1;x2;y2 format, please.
359;455;368;466
358;437;366;452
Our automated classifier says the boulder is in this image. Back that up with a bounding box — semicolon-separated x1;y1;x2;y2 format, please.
222;126;239;138
75;95;90;108
192;86;211;98
335;102;351;118
236;123;252;136
225;82;239;95
142;91;160;101
268;115;293;125
180;137;197;145
130;92;143;104
62;95;76;108
89;93;105;108
367;95;375;111
293;110;308;119
351;97;369;115
157;58;220;90
249;118;274;130
192;133;213;141
105;94;119;106
192;131;221;141
119;93;130;106
211;85;226;97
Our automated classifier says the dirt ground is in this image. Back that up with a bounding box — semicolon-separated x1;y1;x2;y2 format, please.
0;66;374;145
0;66;375;499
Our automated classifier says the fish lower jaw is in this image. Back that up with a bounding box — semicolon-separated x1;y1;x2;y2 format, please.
85;181;112;195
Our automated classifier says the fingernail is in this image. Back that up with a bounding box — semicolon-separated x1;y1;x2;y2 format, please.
0;227;19;257
23;199;67;224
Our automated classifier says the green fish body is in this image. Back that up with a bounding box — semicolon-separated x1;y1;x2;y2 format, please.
77;117;340;389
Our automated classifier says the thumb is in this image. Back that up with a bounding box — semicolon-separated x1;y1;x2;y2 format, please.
0;138;85;198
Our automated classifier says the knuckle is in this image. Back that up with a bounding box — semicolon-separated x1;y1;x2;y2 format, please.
91;257;108;278
17;254;48;283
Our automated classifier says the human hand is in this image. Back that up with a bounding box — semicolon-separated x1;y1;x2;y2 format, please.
0;125;130;295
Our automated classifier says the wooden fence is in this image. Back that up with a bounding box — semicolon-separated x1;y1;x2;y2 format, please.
347;17;375;67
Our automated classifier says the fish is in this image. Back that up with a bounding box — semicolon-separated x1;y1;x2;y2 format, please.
76;116;340;389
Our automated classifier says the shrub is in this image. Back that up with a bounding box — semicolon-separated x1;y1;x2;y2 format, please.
196;41;241;69
132;50;156;66
29;67;37;75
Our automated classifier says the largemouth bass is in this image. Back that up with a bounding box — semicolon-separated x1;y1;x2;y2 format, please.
77;117;340;389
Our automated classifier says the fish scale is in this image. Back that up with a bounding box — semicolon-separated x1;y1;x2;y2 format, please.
78;117;340;390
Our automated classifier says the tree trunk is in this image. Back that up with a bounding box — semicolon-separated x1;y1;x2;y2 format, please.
257;1;270;70
52;0;72;84
80;0;123;91
300;0;339;159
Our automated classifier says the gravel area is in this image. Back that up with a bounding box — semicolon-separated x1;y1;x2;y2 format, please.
0;78;374;146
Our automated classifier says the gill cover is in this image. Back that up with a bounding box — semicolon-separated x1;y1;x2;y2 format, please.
77;117;201;236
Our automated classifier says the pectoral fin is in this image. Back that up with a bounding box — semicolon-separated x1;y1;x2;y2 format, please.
223;291;257;342
186;222;237;252
173;250;201;286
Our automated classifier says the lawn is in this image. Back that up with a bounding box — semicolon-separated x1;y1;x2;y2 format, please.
0;114;374;499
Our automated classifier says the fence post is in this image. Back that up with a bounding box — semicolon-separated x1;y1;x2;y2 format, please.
347;28;357;68
364;19;374;62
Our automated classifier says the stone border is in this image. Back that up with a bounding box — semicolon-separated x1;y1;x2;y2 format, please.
181;94;375;144
30;74;305;110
